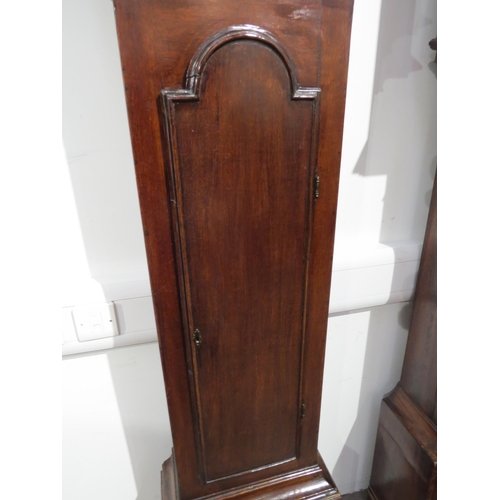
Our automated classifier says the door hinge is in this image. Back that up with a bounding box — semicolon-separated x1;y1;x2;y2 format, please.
314;175;320;199
301;403;306;418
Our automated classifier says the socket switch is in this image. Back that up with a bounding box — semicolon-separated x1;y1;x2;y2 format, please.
72;302;119;342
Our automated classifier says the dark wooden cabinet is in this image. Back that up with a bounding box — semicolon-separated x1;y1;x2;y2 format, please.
112;2;354;499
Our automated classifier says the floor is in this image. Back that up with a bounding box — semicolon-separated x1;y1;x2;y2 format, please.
342;491;369;500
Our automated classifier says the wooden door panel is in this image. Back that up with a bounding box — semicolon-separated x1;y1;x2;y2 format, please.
162;29;320;482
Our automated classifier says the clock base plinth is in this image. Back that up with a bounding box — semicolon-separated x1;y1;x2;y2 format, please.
161;453;341;500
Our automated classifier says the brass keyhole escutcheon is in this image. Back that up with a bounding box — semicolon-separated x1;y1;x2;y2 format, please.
193;329;202;347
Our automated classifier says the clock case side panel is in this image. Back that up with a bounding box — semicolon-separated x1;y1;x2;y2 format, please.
111;5;206;498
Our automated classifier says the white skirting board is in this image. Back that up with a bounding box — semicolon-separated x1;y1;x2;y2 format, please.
62;240;421;357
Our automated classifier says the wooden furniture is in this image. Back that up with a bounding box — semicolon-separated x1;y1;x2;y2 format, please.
112;2;354;499
368;176;437;500
343;492;369;500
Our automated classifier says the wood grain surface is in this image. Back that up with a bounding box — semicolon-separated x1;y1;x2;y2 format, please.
113;1;354;499
170;39;317;481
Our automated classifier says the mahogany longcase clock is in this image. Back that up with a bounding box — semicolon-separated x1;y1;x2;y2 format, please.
112;2;354;499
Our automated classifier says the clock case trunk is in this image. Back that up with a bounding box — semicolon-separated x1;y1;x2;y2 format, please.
112;2;354;499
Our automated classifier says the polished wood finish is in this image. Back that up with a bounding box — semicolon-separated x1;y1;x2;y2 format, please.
162;28;320;481
368;179;437;500
368;386;436;500
162;453;341;500
342;492;368;500
112;2;354;499
400;177;437;424
429;39;437;63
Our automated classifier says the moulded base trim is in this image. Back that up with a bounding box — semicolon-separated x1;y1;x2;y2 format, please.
161;452;341;500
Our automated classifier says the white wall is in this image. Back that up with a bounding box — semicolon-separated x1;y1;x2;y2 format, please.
62;343;171;500
62;0;436;497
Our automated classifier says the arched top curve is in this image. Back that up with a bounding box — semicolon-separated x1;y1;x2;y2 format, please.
181;25;320;100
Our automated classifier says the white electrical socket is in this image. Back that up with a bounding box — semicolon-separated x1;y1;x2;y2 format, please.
72;302;119;342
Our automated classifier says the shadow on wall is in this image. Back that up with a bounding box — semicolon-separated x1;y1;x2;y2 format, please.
62;0;148;288
106;344;172;500
350;0;436;242
62;0;171;498
62;4;170;492
328;303;413;493
62;343;172;500
327;0;436;493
